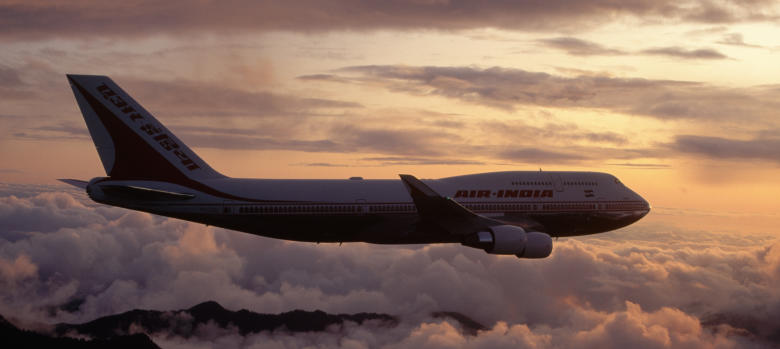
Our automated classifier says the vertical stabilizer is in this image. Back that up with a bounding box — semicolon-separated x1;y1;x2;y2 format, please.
67;75;225;182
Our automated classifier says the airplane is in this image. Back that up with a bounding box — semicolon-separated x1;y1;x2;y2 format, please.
60;74;650;259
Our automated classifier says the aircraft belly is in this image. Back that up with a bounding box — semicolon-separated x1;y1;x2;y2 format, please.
520;211;646;237
150;209;454;244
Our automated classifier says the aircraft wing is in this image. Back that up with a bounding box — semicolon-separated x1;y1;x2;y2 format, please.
400;174;504;236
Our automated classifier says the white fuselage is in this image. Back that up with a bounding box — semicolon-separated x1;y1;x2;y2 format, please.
87;171;650;244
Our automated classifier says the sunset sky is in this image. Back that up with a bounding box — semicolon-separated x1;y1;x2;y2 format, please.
2;1;780;348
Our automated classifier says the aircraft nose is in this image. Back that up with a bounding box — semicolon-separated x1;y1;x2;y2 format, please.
626;185;650;218
638;195;651;217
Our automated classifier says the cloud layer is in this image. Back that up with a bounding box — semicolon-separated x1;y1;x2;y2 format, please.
539;37;729;60
1;0;777;40
4;57;778;171
324;65;780;122
671;135;780;163
0;185;778;347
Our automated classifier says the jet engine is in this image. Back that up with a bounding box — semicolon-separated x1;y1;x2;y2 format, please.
463;225;553;259
521;232;554;258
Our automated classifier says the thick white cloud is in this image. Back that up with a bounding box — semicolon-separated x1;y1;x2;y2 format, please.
0;184;777;348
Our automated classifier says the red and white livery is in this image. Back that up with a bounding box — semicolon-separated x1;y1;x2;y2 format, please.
62;75;650;259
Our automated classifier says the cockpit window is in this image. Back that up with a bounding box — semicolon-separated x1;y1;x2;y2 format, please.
614;178;622;185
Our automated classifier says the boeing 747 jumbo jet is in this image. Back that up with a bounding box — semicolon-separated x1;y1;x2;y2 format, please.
61;75;650;259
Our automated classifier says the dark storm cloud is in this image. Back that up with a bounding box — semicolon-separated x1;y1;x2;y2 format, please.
639;46;729;59
334;65;780;121
538;37;625;56
0;186;777;347
672;135;780;163
0;0;777;40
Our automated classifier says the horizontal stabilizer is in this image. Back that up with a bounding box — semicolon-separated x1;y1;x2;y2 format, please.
58;178;89;189
100;185;195;201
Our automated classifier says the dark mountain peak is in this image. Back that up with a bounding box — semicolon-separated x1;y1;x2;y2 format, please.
55;302;399;341
283;309;330;319
188;301;228;316
93;333;161;349
0;311;160;349
0;313;15;330
55;307;165;339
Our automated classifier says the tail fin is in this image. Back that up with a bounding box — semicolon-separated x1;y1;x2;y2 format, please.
67;75;225;182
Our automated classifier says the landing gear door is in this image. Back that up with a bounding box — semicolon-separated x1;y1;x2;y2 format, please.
550;174;564;192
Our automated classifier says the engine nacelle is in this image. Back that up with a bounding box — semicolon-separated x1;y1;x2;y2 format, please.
463;225;526;254
517;232;553;259
486;225;527;254
85;177;110;203
463;225;553;259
